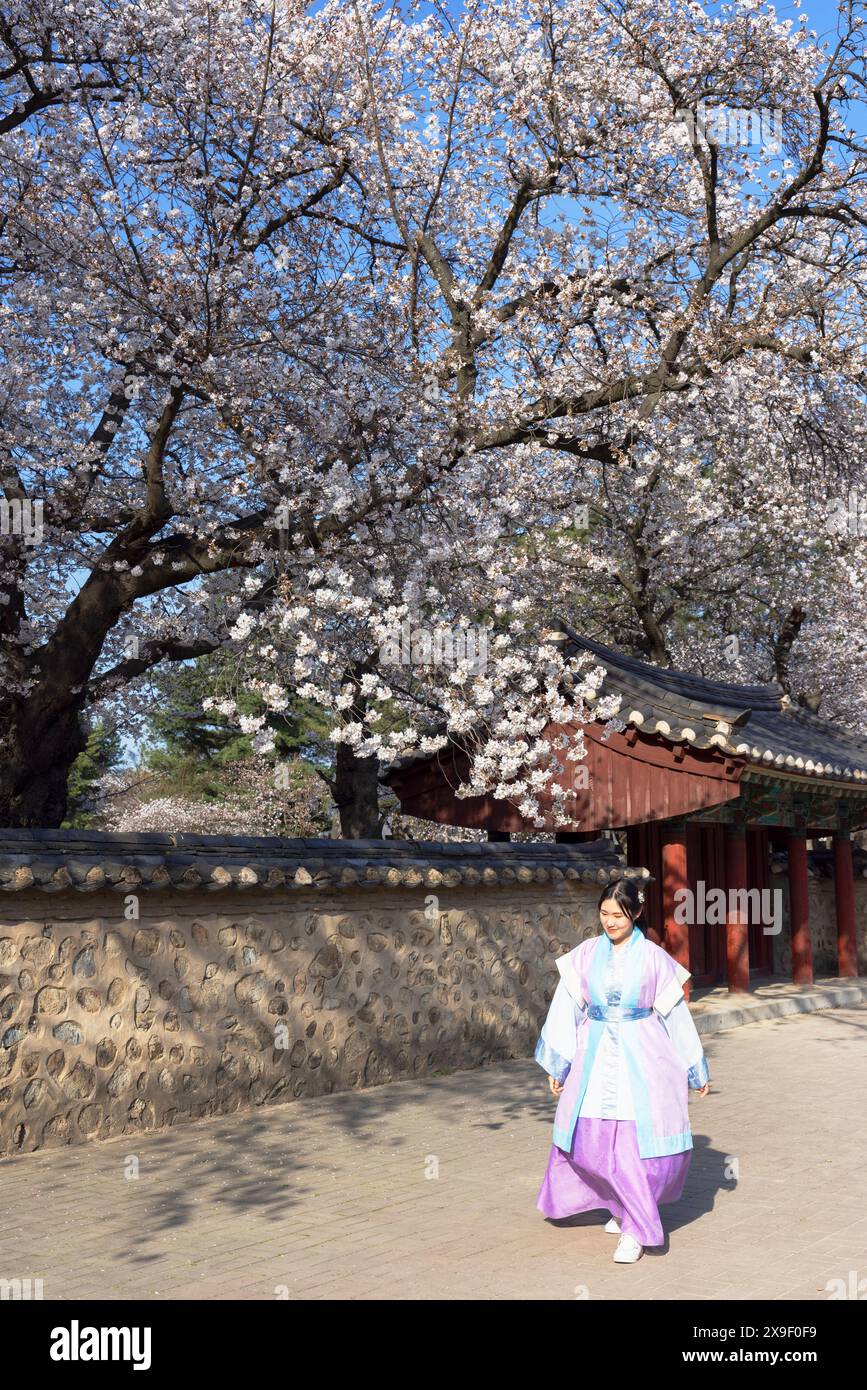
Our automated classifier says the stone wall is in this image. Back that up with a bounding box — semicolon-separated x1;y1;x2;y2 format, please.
0;832;628;1156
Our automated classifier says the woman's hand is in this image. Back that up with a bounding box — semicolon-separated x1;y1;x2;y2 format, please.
548;1074;564;1098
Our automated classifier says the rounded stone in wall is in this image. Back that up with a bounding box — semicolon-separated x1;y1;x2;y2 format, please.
36;986;67;1015
77;989;101;1013
63;1061;96;1101
147;1036;164;1060
0;1047;16;1077
310;941;342;979
218;926;237;947
106;1063;132;1097
107;978;126;1006
17;969;34;991
23;1078;45;1108
95;1038;116;1068
174;954;189;980
158;1068;175;1092
104;931;123;956
234;972;266;1006
78;1104;102;1136
48;963;66;982
127;1099;155;1129
269;929;285;952
22;938;54;967
0;940;18;967
53;1021;83;1045
42;1114;70;1147
216;1051;240;1085
133;928;160;959
0;992;20;1021
110;1013;122;1029
46;1049;65;1078
126;1038;142;1061
21;1052;38;1077
164;1011;179;1032
170;931;186;949
192;922;209;945
72;946;96;977
363;1050;393;1084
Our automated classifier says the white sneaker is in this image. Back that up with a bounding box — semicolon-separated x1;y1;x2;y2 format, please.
604;1217;621;1234
613;1234;644;1263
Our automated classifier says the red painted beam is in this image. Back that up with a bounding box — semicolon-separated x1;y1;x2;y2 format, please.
385;717;743;834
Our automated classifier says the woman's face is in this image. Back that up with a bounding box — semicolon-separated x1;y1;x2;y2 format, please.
599;896;635;945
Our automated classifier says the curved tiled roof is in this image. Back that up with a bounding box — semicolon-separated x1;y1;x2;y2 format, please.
0;829;643;895
559;625;867;786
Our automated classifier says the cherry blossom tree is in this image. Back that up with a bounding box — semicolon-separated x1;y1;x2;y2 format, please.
2;0;866;832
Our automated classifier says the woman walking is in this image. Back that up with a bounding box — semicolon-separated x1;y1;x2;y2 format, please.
535;877;710;1263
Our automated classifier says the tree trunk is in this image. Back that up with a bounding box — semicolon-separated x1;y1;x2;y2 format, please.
0;700;86;827
333;743;383;839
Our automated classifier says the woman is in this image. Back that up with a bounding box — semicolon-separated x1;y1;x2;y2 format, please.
534;876;710;1263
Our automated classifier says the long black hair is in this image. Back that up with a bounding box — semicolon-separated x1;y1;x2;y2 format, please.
597;877;648;934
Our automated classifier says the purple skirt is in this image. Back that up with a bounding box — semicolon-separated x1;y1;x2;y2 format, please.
536;1116;691;1247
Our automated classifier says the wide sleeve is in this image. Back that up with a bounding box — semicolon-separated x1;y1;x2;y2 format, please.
657;997;710;1089
534;977;584;1084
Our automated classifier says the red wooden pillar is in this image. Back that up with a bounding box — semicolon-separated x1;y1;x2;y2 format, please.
724;824;751;993
787;830;814;985
833;832;859;978
661;823;690;999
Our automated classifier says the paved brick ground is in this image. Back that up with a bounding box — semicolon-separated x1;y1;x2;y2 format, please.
2;1005;865;1301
